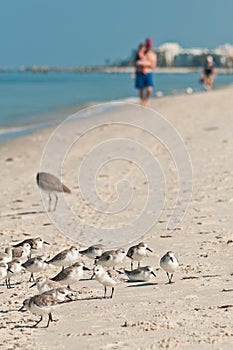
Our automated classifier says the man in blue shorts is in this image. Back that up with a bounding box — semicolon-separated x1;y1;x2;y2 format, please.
134;38;157;106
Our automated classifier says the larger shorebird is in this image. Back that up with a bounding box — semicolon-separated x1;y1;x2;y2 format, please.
36;172;71;211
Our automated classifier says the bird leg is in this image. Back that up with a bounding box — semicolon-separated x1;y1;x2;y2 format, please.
46;313;53;328
110;287;115;299
32;316;43;328
48;193;52;212
138;261;140;268
54;194;58;211
169;273;173;284
29;273;35;282
131;260;133;271
104;286;107;298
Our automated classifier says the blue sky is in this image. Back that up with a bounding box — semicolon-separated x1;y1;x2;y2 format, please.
0;0;233;66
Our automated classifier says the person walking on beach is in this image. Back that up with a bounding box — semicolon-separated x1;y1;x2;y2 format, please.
134;38;157;106
200;56;216;91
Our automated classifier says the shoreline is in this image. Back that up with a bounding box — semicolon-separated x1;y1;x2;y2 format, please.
0;82;233;145
1;66;233;74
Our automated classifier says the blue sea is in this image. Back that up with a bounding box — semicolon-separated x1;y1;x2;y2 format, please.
0;71;232;142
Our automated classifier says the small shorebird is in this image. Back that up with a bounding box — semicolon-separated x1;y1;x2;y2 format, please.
13;237;49;251
5;259;22;288
127;242;153;270
30;277;61;293
19;292;69;328
160;251;179;283
95;248;126;269
51;262;89;286
92;265;125;298
0;263;12;283
80;244;105;261
46;246;79;269
0;247;12;264
12;243;31;263
42;287;74;302
36;172;71;211
123;266;156;282
22;256;47;282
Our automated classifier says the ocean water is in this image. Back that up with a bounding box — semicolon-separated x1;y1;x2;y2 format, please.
0;71;232;141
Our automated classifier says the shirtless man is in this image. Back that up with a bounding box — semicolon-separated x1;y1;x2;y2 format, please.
135;38;157;106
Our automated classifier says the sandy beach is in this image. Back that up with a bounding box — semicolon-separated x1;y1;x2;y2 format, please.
1;86;233;350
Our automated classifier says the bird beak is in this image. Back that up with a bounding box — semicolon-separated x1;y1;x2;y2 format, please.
67;286;76;292
18;305;26;312
29;283;36;288
151;271;156;278
90;273;95;280
83;266;90;271
44;241;50;245
146;247;153;252
66;295;73;301
7;268;13;273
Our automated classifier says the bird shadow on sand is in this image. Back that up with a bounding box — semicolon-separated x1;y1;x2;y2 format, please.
1;210;46;218
126;282;158;287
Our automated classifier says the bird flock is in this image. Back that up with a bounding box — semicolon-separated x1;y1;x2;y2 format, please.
0;172;179;328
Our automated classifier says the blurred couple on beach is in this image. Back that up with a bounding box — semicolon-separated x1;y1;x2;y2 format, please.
134;38;157;106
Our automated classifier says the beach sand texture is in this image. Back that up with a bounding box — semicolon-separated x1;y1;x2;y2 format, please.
1;86;233;349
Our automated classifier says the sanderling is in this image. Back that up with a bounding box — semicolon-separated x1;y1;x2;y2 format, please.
19;293;68;328
0;247;12;264
160;251;179;283
0;263;11;283
5;259;23;288
127;242;153;270
124;266;156;282
30;277;61;293
13;237;49;250
51;262;89;286
22;255;47;282
92;265;124;298
42;286;74;302
12;243;31;263
80;244;105;261
95;248;126;269
46;246;79;269
36;172;71;211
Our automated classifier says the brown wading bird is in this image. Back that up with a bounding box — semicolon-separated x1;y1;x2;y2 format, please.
19;289;72;328
36;172;71;211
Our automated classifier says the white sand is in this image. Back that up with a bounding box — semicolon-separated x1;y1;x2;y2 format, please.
1;86;233;349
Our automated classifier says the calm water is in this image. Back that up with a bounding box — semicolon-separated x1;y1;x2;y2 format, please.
0;71;232;138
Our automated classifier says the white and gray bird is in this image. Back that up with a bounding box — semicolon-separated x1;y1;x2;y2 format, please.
0;247;12;264
95;248;126;269
22;255;48;282
5;259;23;288
46;246;79;269
160;251;179;283
92;265;125;298
0;263;11;283
80;244;105;261
30;276;61;293
36;172;71;211
18;292;70;328
126;242;153;270
124;266;156;282
13;237;49;251
12;243;31;263
51;262;89;287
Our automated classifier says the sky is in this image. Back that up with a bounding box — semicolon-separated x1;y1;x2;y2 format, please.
0;0;233;66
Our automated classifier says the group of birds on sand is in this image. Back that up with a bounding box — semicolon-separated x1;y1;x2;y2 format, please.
0;172;179;327
0;236;179;328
